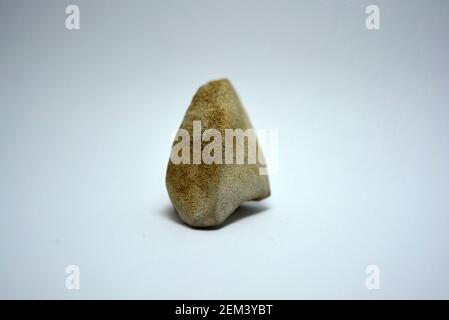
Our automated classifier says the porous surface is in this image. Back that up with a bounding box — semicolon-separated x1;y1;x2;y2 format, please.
165;79;270;227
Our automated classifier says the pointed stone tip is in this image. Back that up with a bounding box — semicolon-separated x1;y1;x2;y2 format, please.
192;78;238;109
207;78;231;85
201;78;233;91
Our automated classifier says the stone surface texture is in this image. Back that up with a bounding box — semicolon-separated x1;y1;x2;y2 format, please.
166;79;270;227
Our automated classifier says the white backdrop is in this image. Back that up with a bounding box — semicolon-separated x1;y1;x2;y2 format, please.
0;0;448;298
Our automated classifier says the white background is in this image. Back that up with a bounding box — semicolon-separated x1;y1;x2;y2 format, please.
0;0;448;298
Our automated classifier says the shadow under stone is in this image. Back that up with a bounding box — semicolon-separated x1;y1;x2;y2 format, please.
161;202;269;230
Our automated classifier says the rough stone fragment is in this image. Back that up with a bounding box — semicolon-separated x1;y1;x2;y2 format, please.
165;79;270;227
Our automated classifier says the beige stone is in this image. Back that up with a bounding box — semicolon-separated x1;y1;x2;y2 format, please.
165;79;270;227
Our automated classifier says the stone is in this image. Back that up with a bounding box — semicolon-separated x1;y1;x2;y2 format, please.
165;79;270;227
